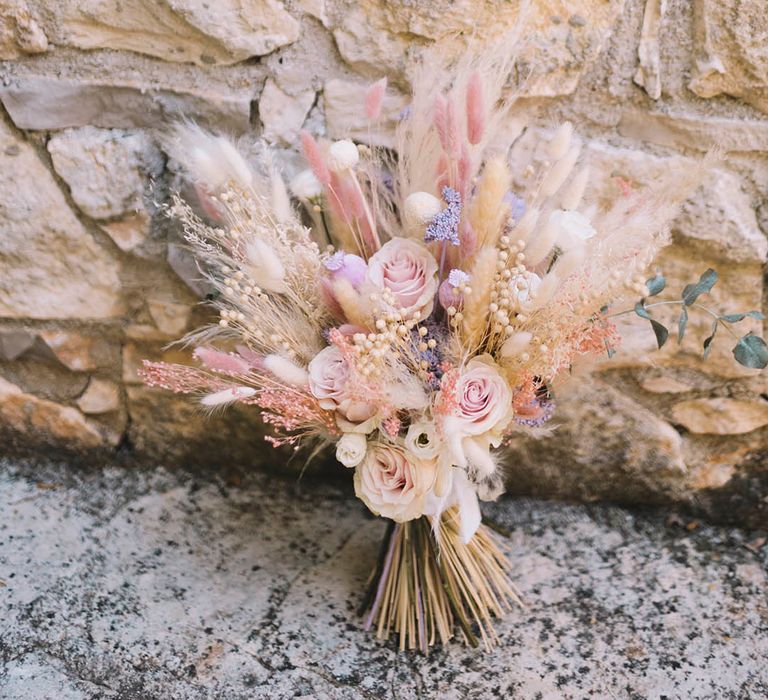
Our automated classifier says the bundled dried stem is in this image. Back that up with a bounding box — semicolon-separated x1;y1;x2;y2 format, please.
361;509;522;652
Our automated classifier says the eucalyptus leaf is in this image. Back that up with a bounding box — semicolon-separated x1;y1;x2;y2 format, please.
634;301;651;320
677;306;688;344
646;273;666;297
605;341;616;359
682;268;718;306
650;319;669;349
720;311;765;323
702;319;718;360
732;334;768;369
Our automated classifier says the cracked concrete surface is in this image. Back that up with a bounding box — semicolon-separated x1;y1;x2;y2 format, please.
1;458;767;699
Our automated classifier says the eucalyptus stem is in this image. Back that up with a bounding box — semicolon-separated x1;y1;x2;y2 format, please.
609;300;740;340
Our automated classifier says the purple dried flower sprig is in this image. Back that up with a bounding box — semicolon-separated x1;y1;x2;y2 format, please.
425;186;462;246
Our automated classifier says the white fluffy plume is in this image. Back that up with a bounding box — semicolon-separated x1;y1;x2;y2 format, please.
164;123;253;192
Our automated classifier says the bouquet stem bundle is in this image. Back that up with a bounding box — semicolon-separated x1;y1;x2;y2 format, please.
360;510;522;652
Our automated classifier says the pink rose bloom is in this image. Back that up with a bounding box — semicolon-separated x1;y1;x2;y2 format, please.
308;346;376;423
354;443;436;522
366;238;438;317
442;357;513;474
453;358;512;436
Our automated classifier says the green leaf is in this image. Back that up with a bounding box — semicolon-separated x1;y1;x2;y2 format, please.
634;301;651;320
650;319;669;349
720;311;765;323
732;334;768;369
646;273;666;297
677;307;688;344
682;268;718;306
702;319;718;359
605;341;616;359
635;301;667;348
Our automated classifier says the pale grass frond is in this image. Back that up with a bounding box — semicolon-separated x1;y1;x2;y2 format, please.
468;156;510;253
459;246;498;354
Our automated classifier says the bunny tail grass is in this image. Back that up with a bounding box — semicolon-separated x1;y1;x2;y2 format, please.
359;509;522;652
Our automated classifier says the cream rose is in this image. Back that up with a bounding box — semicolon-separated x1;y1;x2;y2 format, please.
366;238;438;317
354;443;436;522
308;346;376;423
336;432;368;468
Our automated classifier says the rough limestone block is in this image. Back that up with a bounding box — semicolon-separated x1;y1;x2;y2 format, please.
30;0;299;66
0;118;122;320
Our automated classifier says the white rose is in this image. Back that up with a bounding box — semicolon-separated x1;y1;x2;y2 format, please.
549;209;596;250
366;238;439;318
354;444;436;522
336;432;368;468
405;420;442;459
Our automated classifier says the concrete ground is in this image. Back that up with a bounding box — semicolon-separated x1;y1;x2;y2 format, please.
1;458;766;700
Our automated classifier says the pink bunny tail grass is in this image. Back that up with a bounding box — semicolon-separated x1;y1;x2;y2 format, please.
365;77;388;120
457;143;472;195
193;346;253;375
433;94;461;158
300;130;331;185
465;71;485;145
458;218;478;260
359;510;522;652
327;171;362;224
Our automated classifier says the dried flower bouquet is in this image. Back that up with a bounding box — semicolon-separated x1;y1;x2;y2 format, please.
141;41;767;652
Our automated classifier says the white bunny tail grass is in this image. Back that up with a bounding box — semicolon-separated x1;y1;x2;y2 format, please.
163;123;254;192
360;510;522;652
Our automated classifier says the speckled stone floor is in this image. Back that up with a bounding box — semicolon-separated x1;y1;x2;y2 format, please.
1;458;766;700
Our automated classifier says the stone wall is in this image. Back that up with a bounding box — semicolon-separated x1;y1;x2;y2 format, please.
1;0;766;525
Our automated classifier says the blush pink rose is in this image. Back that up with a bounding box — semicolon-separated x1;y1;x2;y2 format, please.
440;358;513;475
366;238;438;317
443;357;513;440
308;346;376;423
354;443;436;522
